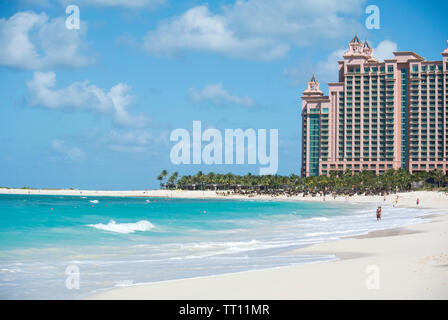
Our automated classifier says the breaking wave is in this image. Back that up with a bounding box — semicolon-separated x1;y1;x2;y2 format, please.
87;220;155;234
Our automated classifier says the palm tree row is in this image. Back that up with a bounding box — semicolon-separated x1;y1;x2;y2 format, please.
156;169;448;196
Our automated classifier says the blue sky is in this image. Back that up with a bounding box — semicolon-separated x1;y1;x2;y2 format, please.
0;0;447;189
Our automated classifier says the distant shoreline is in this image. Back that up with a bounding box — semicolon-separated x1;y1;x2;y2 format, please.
1;188;447;209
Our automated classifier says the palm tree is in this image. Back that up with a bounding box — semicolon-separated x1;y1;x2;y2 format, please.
432;169;445;188
157;170;168;188
160;168;446;195
167;172;179;188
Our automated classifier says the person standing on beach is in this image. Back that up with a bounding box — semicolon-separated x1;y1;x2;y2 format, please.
417;198;419;206
376;206;382;221
393;195;399;207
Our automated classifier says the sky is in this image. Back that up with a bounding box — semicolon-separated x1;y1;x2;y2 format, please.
0;0;447;189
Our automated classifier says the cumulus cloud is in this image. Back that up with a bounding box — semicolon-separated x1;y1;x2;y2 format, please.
143;6;288;60
0;11;91;70
27;72;147;127
223;0;363;41
51;139;85;162
101;129;169;153
373;40;398;61
142;0;364;60
316;49;346;78
188;83;255;107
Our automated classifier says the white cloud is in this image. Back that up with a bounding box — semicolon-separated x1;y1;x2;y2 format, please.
102;129;169;153
316;48;346;79
188;83;255;107
224;0;363;42
143;5;288;60
27;72;147;127
59;0;165;8
0;11;91;70
373;40;398;61
142;0;365;60
51;139;85;162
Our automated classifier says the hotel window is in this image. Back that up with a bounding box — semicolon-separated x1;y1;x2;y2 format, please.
387;66;393;72
422;66;427;71
412;65;418;72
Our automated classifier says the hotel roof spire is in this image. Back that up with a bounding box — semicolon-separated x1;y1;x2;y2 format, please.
343;35;376;62
350;35;361;43
302;74;323;96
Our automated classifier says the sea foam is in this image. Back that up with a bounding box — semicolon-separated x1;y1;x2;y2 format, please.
87;220;155;234
311;217;330;222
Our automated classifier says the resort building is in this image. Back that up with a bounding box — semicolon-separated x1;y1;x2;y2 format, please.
301;36;448;176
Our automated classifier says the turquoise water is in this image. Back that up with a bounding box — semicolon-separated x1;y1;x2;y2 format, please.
0;194;423;299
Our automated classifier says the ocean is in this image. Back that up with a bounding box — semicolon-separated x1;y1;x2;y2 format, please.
0;194;424;299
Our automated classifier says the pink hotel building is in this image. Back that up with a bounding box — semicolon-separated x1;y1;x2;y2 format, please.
301;36;448;177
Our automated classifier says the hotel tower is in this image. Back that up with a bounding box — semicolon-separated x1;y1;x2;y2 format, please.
301;36;448;177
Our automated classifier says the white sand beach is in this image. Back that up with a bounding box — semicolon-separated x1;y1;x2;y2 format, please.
2;188;447;299
1;187;447;208
1;188;448;211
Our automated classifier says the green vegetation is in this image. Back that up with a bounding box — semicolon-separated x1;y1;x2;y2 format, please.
156;169;448;196
156;170;168;188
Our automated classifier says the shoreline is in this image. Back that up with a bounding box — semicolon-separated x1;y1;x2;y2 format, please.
91;208;448;299
1;188;447;208
84;191;447;299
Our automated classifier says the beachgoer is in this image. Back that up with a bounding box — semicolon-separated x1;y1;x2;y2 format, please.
417;198;419;205
376;206;382;221
393;195;399;207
